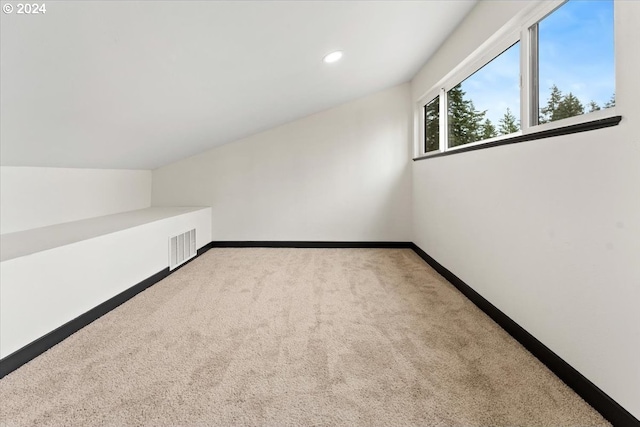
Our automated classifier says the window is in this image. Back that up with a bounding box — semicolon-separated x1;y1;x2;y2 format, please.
448;42;520;148
424;96;439;152
417;0;616;157
534;0;615;125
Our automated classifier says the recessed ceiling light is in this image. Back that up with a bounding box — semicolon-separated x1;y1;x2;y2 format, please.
323;51;343;64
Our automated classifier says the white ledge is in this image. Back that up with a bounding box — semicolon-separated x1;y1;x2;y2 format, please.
0;207;210;262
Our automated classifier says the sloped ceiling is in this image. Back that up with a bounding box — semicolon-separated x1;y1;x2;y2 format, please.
0;1;476;170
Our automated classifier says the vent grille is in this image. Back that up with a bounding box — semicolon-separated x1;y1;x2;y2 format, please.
169;229;196;270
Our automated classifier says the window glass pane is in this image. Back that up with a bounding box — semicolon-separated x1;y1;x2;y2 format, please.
538;0;614;124
447;42;520;148
424;96;439;152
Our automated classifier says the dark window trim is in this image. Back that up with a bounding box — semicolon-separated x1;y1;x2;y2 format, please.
413;115;621;162
423;103;428;154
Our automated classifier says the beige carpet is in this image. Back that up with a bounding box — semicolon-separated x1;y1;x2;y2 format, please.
0;248;608;426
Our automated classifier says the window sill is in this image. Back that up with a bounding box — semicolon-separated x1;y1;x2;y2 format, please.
413;115;622;162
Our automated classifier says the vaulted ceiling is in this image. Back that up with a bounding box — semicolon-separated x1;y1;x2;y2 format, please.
1;1;476;169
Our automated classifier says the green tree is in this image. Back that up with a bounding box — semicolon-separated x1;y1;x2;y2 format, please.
588;101;601;113
447;84;486;147
425;97;440;152
540;84;563;124
498;108;519;135
604;93;615;108
481;119;498;140
554;92;584;121
540;85;586;122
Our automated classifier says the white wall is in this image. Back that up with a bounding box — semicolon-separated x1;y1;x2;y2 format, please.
0;167;152;234
411;0;640;419
152;84;412;242
0;207;211;358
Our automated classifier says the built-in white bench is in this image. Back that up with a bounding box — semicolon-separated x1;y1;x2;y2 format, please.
0;206;212;360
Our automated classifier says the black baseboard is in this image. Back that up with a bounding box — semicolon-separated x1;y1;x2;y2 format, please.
0;243;213;379
210;241;412;249
409;243;639;427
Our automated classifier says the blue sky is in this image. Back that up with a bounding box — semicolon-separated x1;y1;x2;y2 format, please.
459;0;614;127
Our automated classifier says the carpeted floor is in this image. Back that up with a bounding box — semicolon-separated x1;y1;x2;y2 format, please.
0;248;608;426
